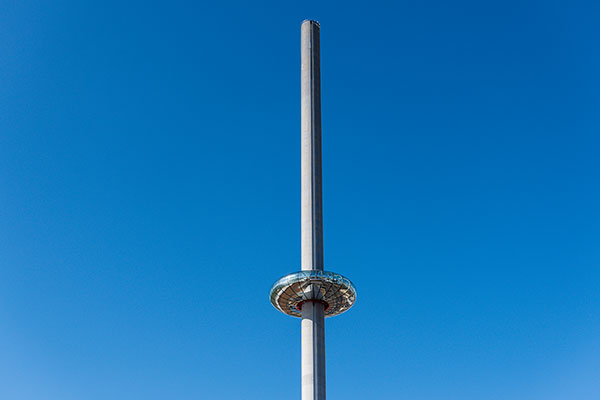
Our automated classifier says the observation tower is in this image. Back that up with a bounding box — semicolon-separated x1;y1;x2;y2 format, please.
269;20;356;400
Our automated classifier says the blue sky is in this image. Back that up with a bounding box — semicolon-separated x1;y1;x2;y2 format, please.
1;1;599;399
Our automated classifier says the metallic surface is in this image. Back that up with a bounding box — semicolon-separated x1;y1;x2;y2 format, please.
301;19;326;400
270;271;357;317
301;19;323;272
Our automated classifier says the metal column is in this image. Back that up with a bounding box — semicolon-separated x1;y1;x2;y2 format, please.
300;19;326;400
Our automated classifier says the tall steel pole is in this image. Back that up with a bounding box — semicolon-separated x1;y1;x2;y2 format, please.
300;19;326;400
270;21;355;398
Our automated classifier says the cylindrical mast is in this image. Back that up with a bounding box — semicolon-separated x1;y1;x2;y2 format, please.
301;19;324;272
300;19;326;400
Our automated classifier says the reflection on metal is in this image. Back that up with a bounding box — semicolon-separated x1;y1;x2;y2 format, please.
270;271;356;317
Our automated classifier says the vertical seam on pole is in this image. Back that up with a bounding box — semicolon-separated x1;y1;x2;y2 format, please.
310;25;316;271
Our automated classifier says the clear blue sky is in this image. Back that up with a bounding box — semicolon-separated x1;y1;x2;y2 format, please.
1;1;599;399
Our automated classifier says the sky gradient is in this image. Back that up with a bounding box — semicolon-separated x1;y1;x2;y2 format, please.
1;1;600;399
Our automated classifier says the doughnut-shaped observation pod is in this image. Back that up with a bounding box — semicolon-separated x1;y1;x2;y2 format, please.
270;270;356;318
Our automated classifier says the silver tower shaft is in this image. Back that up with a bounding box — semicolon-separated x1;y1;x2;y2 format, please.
300;20;326;400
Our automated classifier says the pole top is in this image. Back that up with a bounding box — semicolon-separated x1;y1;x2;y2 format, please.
302;19;320;28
